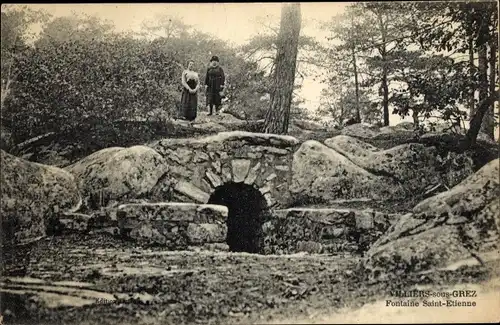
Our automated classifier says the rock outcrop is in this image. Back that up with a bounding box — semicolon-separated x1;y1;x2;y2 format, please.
1;150;81;245
291;119;327;131
289;140;405;204
340;122;416;140
365;158;499;276
66;146;168;210
340;123;383;139
173;112;264;134
324;135;474;192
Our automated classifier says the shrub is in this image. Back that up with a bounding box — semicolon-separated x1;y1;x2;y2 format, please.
3;36;179;142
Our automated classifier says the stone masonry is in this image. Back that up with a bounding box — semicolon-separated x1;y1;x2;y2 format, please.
262;208;401;255
150;131;300;209
117;202;229;249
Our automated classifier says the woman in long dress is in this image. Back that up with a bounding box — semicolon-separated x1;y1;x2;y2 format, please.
180;60;199;121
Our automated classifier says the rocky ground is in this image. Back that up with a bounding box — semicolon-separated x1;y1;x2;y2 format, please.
2;233;499;325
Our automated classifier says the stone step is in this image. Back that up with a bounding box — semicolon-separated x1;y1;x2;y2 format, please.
116;202;228;249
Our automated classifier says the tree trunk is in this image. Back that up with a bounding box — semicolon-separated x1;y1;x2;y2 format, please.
263;3;301;134
381;58;389;126
352;46;361;123
465;90;499;147
477;45;490;139
476;7;494;139
377;12;390;126
468;34;475;117
412;110;419;127
481;41;497;139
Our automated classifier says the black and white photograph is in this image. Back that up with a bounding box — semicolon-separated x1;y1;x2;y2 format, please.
1;2;499;324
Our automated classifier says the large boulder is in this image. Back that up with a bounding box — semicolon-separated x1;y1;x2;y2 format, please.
365;158;499;276
339;122;416;141
324;135;474;192
196;111;244;124
192;121;228;133
175;111;260;133
324;135;381;157
289;140;403;204
1;150;81;245
291;119;327;131
66;146;168;210
340;123;382;139
411;158;498;218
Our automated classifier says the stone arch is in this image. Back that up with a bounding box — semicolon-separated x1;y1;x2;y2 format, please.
155;132;299;210
172;157;281;209
207;182;270;253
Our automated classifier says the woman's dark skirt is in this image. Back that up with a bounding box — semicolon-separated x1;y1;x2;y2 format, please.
206;91;222;107
180;88;198;121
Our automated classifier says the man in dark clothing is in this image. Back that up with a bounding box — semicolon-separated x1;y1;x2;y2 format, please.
204;55;225;115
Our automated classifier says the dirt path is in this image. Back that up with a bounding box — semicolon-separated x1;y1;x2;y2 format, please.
2;234;499;325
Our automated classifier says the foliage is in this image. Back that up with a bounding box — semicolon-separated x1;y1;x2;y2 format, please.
35;13;116;47
1;5;49;108
319;1;498;141
2;3;498;146
241;15;323;78
241;12;325;122
139;14;191;40
3;36;179;141
1;9;272;143
389;51;473;128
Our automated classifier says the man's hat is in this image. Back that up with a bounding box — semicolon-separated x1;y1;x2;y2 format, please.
210;55;219;62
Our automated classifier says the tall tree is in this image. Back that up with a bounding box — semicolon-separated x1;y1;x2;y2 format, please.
390;51;471;130
408;1;498;145
466;3;498;145
241;13;324;120
374;6;390;126
348;2;412;126
324;6;367;123
241;14;324;77
467;14;476;118
263;3;301;134
480;5;498;138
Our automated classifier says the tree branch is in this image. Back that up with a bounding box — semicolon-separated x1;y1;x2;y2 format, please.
353;18;455;55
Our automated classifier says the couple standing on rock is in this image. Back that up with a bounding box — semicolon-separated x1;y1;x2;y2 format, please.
180;55;226;121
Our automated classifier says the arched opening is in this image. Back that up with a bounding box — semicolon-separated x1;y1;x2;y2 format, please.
207;182;269;253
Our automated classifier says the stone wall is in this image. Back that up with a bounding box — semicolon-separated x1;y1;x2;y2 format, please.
100;204;402;256
116;203;229;250
150;131;300;209
262;208;401;255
